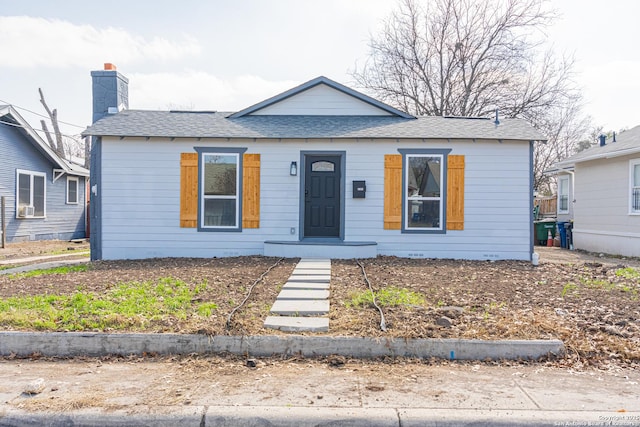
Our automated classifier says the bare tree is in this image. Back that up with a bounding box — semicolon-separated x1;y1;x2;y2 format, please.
38;88;66;158
352;0;590;190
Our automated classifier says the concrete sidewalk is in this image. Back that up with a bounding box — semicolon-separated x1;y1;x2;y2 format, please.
0;253;89;275
0;358;638;426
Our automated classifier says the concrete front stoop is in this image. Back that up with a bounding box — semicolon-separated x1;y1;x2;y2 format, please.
264;258;331;332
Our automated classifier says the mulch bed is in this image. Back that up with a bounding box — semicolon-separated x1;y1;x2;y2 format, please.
1;252;638;369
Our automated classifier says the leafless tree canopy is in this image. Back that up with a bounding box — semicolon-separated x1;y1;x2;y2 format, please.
352;0;593;191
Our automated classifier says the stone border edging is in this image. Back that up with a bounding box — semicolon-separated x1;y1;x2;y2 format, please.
0;332;564;361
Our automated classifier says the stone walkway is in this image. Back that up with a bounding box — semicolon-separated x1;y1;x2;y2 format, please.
264;258;331;332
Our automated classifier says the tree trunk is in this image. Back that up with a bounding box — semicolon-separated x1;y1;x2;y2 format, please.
38;88;65;159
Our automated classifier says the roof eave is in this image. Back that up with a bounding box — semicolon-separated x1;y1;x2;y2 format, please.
1;105;77;174
566;147;640;165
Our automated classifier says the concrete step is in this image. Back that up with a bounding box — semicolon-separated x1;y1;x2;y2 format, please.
270;300;330;316
276;289;330;300
263;316;329;332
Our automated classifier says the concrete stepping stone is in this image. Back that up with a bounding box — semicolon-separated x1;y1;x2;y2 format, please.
264;316;329;332
265;258;331;331
287;274;330;282
298;260;331;268
292;268;331;275
270;300;329;316
277;289;330;300
282;281;330;290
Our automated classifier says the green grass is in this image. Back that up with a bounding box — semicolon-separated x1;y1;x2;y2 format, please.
562;275;638;299
348;286;425;308
615;267;640;281
8;264;89;279
0;277;217;331
561;282;579;298
46;249;91;256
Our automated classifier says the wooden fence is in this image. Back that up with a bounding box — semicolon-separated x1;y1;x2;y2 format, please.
534;196;557;219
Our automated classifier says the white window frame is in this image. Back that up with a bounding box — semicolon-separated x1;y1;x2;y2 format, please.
404;153;444;232
66;176;79;205
557;175;570;214
15;169;46;218
200;152;240;230
630;159;640;215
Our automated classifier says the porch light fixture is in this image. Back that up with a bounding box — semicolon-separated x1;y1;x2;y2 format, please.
290;161;297;176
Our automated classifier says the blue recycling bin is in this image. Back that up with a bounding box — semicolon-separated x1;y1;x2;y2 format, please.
557;222;567;249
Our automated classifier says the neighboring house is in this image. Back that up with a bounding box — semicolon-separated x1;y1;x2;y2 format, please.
0;105;89;243
83;65;546;261
550;126;640;257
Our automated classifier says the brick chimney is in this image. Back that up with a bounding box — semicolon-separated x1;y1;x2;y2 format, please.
91;63;129;123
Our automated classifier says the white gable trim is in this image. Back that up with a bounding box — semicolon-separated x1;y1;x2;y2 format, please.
229;76;415;119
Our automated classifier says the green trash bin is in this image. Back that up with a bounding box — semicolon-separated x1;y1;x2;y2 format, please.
534;220;557;245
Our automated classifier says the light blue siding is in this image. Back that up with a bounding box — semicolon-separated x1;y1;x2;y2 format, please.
0;122;86;242
99;137;531;261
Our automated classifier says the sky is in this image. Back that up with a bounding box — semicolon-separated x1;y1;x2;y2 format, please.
1;0;639;142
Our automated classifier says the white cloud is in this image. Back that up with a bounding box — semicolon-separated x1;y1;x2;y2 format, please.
128;71;300;112
578;60;640;130
0;16;201;68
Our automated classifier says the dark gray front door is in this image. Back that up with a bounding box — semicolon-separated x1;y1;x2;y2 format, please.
304;155;341;238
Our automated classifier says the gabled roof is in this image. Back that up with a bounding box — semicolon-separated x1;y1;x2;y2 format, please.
228;76;415;119
554;125;640;168
83;111;545;142
0;105;89;177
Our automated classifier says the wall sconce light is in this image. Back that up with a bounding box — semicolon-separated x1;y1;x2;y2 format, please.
290;161;297;176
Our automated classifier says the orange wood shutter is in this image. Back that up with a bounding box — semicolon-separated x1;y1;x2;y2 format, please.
384;154;402;230
446;155;465;230
180;152;198;228
242;153;260;228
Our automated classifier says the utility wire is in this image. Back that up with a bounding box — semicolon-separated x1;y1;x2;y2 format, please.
0;99;86;129
0;118;84;142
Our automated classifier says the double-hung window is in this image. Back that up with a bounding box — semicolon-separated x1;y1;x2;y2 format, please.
16;169;46;218
198;148;245;230
404;152;445;231
558;175;569;214
67;176;79;204
631;159;640;214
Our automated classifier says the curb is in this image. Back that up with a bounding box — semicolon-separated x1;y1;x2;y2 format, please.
2;406;634;427
0;332;564;361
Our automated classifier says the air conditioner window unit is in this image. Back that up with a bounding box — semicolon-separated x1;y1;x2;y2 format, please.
18;206;35;218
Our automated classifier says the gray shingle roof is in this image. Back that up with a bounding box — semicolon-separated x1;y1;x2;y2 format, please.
83;110;546;142
555;125;640;167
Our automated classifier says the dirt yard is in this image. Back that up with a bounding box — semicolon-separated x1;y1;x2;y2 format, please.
0;241;639;369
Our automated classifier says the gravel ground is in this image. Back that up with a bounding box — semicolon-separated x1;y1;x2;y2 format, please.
1;241;639;369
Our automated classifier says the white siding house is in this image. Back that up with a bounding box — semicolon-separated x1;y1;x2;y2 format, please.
84;68;545;261
552;126;640;257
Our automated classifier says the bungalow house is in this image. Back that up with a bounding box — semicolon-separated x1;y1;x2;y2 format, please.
550;126;640;257
83;65;546;261
0;105;89;243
